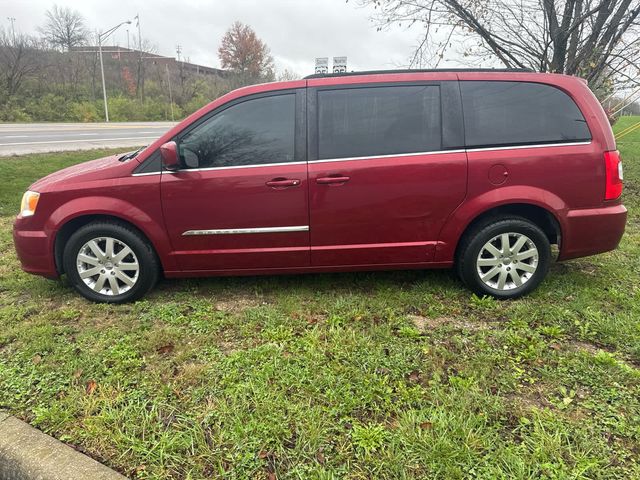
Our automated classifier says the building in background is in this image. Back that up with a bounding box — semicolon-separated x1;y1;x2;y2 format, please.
71;46;226;77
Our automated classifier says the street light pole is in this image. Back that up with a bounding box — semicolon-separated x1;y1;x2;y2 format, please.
98;35;109;122
98;20;132;123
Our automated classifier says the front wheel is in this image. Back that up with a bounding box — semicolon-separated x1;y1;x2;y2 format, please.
63;221;159;303
456;217;551;299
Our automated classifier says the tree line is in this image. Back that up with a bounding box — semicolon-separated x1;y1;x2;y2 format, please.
0;6;291;123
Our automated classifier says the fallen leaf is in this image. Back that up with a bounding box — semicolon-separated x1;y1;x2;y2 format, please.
86;380;97;395
157;344;174;355
32;355;42;364
268;473;276;480
406;370;421;382
316;450;325;464
258;450;269;459
73;368;83;379
419;421;433;430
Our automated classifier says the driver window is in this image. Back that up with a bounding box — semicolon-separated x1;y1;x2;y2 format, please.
178;93;295;169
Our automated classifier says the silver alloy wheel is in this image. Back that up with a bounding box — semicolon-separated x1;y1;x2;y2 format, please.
76;237;140;296
476;232;539;291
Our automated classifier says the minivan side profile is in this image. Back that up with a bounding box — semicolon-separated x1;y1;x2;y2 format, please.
13;69;627;303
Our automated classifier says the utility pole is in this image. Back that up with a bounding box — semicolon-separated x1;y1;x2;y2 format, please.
126;29;130;50
135;14;143;103
98;20;132;122
99;36;107;121
6;17;16;43
176;44;182;62
165;63;175;121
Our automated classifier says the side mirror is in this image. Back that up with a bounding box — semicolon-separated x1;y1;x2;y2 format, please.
160;141;180;171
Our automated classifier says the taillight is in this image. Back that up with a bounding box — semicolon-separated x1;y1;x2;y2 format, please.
604;150;623;200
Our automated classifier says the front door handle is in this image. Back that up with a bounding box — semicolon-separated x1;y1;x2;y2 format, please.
316;175;350;185
266;178;301;188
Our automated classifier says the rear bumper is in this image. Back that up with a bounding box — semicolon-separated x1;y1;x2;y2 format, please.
13;221;58;279
559;204;627;261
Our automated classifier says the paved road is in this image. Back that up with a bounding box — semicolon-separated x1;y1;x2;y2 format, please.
0;122;177;156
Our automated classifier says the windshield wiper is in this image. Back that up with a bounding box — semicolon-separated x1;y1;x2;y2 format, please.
118;146;146;161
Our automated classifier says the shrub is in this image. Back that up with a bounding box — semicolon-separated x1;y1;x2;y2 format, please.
70;101;101;122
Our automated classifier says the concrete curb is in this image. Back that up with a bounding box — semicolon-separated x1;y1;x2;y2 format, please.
0;413;127;480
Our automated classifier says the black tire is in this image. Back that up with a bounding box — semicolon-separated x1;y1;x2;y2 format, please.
63;220;159;303
456;216;551;299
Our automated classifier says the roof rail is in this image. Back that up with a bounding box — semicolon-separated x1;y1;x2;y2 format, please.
304;68;534;79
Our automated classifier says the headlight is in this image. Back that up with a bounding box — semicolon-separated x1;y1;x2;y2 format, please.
20;191;40;217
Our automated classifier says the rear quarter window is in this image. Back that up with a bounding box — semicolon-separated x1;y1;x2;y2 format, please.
460;81;591;148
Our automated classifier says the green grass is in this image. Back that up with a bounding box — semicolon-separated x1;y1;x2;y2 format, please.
1;123;639;479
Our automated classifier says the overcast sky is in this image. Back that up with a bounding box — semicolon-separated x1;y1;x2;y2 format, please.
1;0;465;75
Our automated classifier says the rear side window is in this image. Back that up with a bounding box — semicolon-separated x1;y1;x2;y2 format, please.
317;85;441;160
460;81;591;148
178;93;295;169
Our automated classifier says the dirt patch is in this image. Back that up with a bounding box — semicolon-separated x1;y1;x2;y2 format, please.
506;386;556;413
216;340;237;355
568;340;640;369
408;314;490;332
215;296;264;313
570;340;602;355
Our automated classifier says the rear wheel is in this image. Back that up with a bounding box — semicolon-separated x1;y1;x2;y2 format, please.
63;221;159;303
456;217;551;299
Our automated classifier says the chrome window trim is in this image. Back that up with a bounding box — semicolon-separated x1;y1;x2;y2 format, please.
307;141;591;164
131;160;306;176
173;160;306;173
182;225;309;236
131;141;592;176
465;140;591;153
308;149;465;164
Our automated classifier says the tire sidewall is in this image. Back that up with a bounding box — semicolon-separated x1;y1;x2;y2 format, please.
461;219;551;299
63;223;157;303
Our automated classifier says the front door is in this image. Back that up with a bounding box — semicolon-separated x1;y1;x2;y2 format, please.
161;90;310;272
307;82;467;266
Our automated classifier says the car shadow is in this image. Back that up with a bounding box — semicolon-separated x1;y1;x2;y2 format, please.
150;267;462;300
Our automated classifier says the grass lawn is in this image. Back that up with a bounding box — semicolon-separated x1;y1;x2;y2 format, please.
1;121;639;479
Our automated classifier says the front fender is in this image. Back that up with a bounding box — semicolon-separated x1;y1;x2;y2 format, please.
46;196;177;272
435;186;567;262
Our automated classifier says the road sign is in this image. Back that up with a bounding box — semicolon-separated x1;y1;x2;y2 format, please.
333;56;347;73
315;57;329;75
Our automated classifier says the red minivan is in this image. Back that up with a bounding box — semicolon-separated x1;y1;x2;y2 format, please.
13;69;627;303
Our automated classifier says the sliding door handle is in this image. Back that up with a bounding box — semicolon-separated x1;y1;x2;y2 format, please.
316;176;350;185
266;178;301;188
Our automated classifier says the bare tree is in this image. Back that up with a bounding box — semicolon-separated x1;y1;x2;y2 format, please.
0;29;41;99
357;0;640;93
218;21;275;84
39;5;88;51
277;68;301;81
